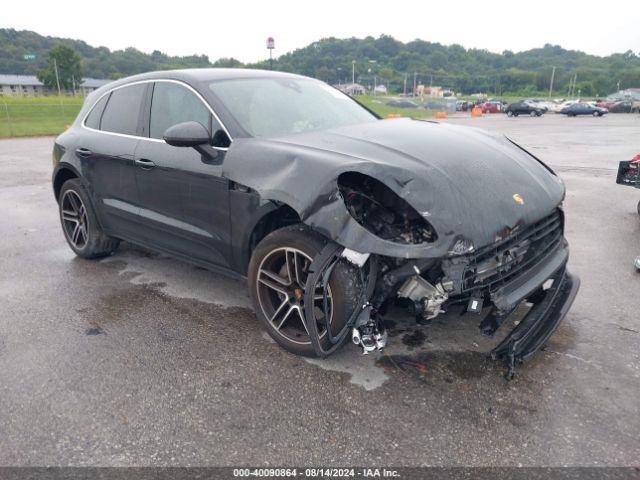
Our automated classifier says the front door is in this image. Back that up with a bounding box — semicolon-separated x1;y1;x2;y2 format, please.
133;81;232;268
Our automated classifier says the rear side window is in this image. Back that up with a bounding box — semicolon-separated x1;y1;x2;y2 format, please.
100;84;146;136
84;94;109;129
149;82;212;140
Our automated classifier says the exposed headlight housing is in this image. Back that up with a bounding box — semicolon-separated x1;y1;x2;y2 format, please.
337;172;437;245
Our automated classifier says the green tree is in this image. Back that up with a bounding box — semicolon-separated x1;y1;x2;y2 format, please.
212;57;243;68
37;44;82;90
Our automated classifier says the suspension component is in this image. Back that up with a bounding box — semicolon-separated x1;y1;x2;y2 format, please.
351;304;387;354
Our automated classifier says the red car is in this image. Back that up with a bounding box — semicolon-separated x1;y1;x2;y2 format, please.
480;101;503;113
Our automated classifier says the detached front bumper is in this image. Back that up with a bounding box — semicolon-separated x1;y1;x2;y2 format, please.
490;263;580;378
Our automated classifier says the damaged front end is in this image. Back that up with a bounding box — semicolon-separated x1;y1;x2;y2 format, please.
302;198;580;379
223;119;580;377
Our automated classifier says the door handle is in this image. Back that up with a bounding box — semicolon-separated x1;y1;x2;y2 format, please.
75;147;92;158
134;158;156;170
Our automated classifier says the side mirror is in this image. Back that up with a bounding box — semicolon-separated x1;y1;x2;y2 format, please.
163;121;210;147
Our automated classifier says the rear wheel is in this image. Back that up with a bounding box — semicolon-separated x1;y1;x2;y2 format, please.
58;178;119;258
593;111;600;117
530;111;537;117
507;111;513;117
248;225;360;357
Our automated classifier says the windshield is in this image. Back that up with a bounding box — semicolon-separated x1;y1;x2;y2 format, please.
208;77;377;138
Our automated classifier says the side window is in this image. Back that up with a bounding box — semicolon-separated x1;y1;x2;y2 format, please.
84;94;109;129
149;82;213;140
100;84;146;136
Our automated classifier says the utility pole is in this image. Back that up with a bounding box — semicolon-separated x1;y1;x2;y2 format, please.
403;73;407;96
548;66;556;99
373;75;377;96
352;60;355;85
412;72;417;97
53;58;62;96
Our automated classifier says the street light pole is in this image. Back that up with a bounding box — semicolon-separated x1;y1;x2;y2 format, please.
352;60;355;85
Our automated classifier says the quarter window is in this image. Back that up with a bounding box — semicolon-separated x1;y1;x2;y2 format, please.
100;84;146;136
84;94;109;129
149;82;212;140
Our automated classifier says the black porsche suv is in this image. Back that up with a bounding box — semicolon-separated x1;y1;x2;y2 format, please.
53;69;579;376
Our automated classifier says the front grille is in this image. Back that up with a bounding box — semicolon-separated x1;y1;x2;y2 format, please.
459;209;563;294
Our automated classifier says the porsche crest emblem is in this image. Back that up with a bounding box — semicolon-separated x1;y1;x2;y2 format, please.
512;193;524;205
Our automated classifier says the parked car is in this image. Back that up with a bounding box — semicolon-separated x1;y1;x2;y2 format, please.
560;103;608;117
480;101;502;113
505;101;545;117
549;100;576;113
608;101;634;113
525;99;549;113
52;69;579;376
455;100;469;112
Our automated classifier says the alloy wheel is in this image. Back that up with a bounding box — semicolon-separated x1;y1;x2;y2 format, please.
256;247;333;345
61;190;89;249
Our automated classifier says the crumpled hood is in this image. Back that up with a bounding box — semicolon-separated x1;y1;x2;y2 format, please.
222;118;565;259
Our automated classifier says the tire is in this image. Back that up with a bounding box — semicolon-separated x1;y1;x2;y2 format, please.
514;112;519;117
248;224;361;357
58;178;120;259
507;111;513;117
530;111;537;117
593;111;599;117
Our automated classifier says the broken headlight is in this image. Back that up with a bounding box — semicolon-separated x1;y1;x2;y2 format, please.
338;172;437;245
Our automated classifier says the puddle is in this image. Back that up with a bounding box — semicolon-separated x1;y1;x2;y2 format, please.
102;246;251;309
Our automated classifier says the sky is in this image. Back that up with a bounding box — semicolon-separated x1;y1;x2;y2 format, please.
3;0;639;62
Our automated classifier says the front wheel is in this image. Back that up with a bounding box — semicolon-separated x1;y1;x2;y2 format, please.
248;225;360;357
530;111;537;117
507;111;513;117
58;178;119;259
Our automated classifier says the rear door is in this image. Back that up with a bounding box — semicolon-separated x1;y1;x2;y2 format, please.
133;81;232;268
81;83;148;238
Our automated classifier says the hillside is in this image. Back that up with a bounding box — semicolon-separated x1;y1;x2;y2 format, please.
1;28;639;95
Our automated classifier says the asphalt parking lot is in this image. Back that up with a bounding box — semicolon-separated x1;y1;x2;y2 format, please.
0;113;639;466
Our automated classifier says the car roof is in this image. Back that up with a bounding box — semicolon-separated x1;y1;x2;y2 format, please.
86;68;310;101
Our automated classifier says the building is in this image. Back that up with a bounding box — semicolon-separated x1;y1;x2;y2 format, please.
0;74;111;96
0;75;45;96
414;85;454;98
374;84;388;95
335;83;366;96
